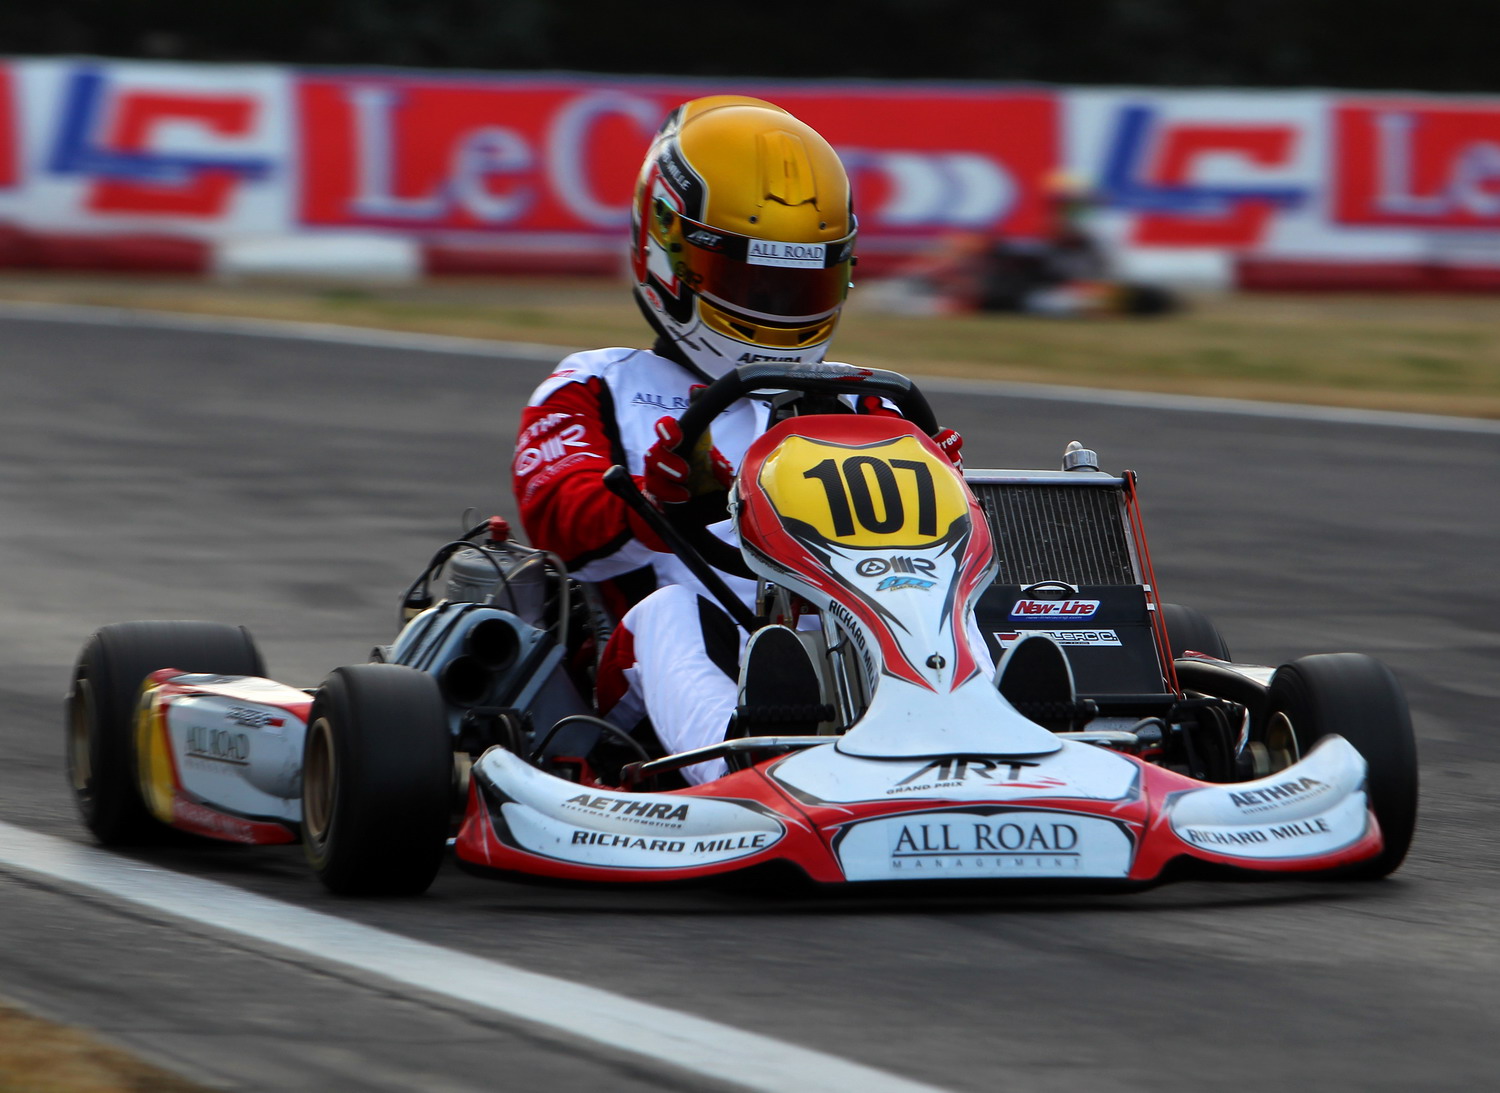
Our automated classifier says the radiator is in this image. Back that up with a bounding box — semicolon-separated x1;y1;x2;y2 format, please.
968;483;1138;587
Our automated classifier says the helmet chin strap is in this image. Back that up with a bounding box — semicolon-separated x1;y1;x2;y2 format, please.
652;332;724;384
635;279;837;382
657;327;833;383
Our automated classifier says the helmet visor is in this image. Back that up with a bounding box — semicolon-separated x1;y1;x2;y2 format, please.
675;213;856;323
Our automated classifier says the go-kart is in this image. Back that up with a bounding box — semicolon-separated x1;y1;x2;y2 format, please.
66;363;1417;895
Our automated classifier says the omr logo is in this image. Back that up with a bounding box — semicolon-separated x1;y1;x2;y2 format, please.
1098;104;1309;246
46;68;272;216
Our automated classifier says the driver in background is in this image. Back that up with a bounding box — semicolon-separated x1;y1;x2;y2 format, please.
512;96;962;782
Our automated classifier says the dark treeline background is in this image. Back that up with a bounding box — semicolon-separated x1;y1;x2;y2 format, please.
1;0;1492;93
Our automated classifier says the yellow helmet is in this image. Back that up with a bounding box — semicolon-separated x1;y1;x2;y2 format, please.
629;96;856;377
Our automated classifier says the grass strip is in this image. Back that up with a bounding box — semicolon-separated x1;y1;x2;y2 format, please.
1;273;1498;418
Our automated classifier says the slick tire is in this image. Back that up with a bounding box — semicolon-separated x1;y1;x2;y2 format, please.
302;664;451;896
67;621;266;846
1268;653;1417;879
1161;603;1231;661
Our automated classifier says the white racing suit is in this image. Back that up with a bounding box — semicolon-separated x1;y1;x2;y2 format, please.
512;345;975;783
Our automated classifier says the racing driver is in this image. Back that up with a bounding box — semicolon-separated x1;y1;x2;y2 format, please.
512;96;963;782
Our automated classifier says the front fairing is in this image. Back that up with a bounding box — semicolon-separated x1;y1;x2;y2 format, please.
457;734;1381;883
733;414;1062;756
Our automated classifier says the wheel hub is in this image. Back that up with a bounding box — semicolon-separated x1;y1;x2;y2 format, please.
303;718;336;845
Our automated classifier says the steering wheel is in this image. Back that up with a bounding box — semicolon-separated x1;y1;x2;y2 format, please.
663;363;941;577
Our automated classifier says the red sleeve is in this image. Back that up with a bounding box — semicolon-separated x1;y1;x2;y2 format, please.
512;378;633;567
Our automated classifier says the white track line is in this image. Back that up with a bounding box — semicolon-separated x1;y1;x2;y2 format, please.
2;298;1497;435
0;298;564;362
0;822;949;1093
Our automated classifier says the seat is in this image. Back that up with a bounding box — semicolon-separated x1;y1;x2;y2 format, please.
995;634;1097;732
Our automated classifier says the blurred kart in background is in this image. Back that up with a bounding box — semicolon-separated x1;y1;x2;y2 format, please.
67;364;1415;895
862;175;1178;319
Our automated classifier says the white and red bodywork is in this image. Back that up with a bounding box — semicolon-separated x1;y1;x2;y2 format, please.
454;414;1386;884
455;735;1380;884
134;669;312;845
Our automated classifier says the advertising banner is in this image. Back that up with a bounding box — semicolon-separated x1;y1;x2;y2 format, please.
295;75;1058;252
1068;88;1500;287
1066;89;1330;284
3;56;1500;287
0;59;291;239
1333;99;1500;230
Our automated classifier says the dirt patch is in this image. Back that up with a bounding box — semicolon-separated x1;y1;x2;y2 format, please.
0;999;207;1092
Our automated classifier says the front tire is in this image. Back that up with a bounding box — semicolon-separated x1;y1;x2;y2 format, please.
66;621;265;845
301;664;452;896
1267;653;1417;878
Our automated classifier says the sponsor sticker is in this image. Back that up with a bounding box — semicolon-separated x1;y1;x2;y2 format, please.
887;758;1068;796
1171;790;1369;860
225;705;284;729
173;797;260;843
568;829;771;855
1180;817;1330;849
1010;598;1100;618
736;352;804;363
631;391;692;410
498;799;784;869
1228;776;1330;814
746;239;826;268
561;792;690;827
184;725;250;765
856;556;937;578
768;737;1142;806
836;810;1134;881
995;629;1121;647
513;418;595;476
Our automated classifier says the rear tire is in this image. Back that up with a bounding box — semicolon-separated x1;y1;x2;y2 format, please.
1268;653;1417;878
1161;603;1231;660
66;621;265;845
301;664;452;896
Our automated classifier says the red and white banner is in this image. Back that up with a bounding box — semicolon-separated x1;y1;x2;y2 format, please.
294;75;1056;254
3;56;1500;287
1071;88;1500;288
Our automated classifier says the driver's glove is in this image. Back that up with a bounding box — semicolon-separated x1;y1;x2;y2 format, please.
933;426;964;468
640;415;733;506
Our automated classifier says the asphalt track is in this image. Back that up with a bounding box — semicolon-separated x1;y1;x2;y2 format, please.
1;308;1497;1092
